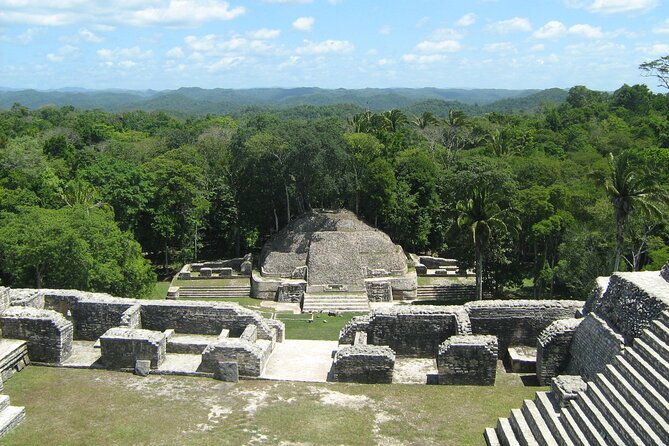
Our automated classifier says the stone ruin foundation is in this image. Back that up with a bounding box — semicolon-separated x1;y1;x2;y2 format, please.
437;335;498;385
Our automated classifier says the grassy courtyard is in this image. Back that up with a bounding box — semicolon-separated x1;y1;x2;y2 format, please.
2;366;544;446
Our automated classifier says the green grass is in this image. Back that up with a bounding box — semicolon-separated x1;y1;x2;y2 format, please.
2;366;545;446
145;281;172;300
280;312;357;340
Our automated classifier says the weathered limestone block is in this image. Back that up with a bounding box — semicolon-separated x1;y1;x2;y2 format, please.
583;276;610;315
334;345;395;383
419;256;457;269
0;307;73;363
240;325;258;343
551;375;587;407
135;359;151;377
277;282;306;303
291;266;308;280
100;327;166;369
507;346;536;373
9;289;44;309
240;261;252;276
365;280;392;302
0;287;10;313
119;305;141;329
214;361;239;382
264;319;286;343
251;271;283;300
178;264;191;280
661;261;669;282
437;335;498;385
200;267;213;277
200;339;272;377
415;264;427;275
536;318;582;386
389;271;418;300
166;287;180;300
218;267;233;277
567;313;624;380
70;299;134;340
339;315;372;345
594;272;669;342
465;300;583;355
353;331;367;345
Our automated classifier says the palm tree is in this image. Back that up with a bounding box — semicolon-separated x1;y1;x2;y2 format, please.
413;111;438;129
457;186;515;300
382;109;407;132
604;152;668;271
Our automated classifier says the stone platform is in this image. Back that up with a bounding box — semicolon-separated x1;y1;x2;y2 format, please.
0;339;29;381
261;340;338;382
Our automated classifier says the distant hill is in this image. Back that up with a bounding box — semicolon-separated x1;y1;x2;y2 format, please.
0;87;568;115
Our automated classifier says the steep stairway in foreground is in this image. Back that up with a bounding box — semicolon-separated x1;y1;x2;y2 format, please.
0;387;25;438
416;284;476;301
301;292;370;313
485;309;669;446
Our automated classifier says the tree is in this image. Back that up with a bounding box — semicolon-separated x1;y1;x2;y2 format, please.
603;152;668;271
343;133;383;215
413;112;438;129
457;186;516;300
383;109;407;132
639;55;669;91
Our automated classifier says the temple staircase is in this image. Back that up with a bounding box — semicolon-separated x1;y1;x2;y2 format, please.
416;284;476;301
485;309;669;445
176;285;251;299
301;292;370;313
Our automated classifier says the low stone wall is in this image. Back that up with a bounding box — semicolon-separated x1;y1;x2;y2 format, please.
583;276;610;315
0;307;73;363
339;306;471;356
70;299;134;340
536;318;582;386
251;271;282;300
333;345;395;383
119;305;142;329
567;313;624;380
661;261;669;282
9;289;44;309
277;282;306;303
99;327;166;369
437;335;498;385
465;300;583;355
200;339;272;377
590;272;669;342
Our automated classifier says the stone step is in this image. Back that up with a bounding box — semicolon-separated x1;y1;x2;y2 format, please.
603;363;669;440
484;427;501;446
641;327;669;362
623;347;669;403
496;417;521;446
178;286;251;290
586;381;645;446
520;400;558;446
613;354;669;420
509;408;539;446
631;338;669;382
564;400;607;446
534;392;574;446
559;408;588;446
594;373;664;445
649;318;669;345
573;391;623;445
0;395;9;412
660;310;669;326
0;405;25;438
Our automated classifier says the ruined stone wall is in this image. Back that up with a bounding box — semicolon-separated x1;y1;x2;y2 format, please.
465;300;583;355
567;313;624;380
583;276;610;315
0;287;10;313
661;261;669;282
339;306;471;356
70;300;134;340
9;289;44;309
536;318;582;386
0;307;73;363
333;345;395;383
591;272;669;342
200;339;272;377
119;305;141;329
99;327;166;369
437;335;497;385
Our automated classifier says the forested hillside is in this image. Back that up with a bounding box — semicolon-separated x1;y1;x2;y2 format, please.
0;82;667;299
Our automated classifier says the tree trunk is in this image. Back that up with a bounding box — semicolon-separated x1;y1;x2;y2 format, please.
613;214;625;272
273;207;279;233
164;243;169;269
35;266;42;289
476;249;483;301
285;184;291;223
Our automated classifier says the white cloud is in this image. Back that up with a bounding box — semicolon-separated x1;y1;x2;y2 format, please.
327;0;342;4
97;46;152;68
415;40;461;53
379;25;392;35
456;13;476;27
79;28;102;42
653;18;669;34
568;23;604;38
487;17;532;34
295;39;354;55
263;0;312;3
0;1;246;27
534;21;567;39
483;42;516;53
377;58;395;66
183;34;275;55
247;28;281;39
207;55;245;72
430;28;463;40
415;17;430;28
530;43;545;52
566;0;658;14
402;53;446;64
166;46;185;58
46;44;78;63
17;27;39;44
638;43;669;55
292;16;314;32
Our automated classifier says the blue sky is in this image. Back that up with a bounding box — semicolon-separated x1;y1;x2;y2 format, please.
1;0;668;91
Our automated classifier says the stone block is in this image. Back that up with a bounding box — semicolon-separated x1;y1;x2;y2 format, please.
135;359;151;377
200;267;213;277
9;289;44;309
661;261;669;282
353;331;367;345
291;266;308;280
536;318;582;386
0;307;73;363
166;287;180;300
218;267;233;277
214;361;239;382
507;346;536;373
240;261;252;276
100;327;166;369
200;339;272;377
437;335;498;385
551;375;586;407
334;345;395;383
365;280;392;302
277;282;306;303
0;287;10;313
415;264;427;275
566;313;623;380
